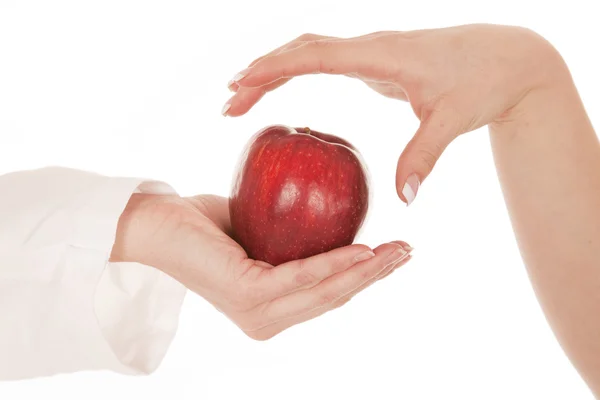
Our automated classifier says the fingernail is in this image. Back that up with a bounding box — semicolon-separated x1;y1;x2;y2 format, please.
391;241;414;253
353;250;376;263
232;68;251;83
384;246;407;266
221;100;231;116
227;80;237;91
402;173;420;206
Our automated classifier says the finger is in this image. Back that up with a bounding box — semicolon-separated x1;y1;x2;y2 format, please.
224;70;294;115
250;242;408;331
389;240;413;252
330;241;412;298
248;33;333;67
226;66;402;116
228;31;400;93
331;250;410;303
245;244;412;340
222;87;267;117
339;243;412;296
225;78;293;116
227;48;296;94
373;241;414;283
228;70;407;114
225;37;332;113
396;107;462;206
232;38;391;88
378;254;412;281
223;40;375;116
249;34;333;66
225;33;401;115
227;33;333;94
250;243;377;302
239;32;389;83
227;80;239;92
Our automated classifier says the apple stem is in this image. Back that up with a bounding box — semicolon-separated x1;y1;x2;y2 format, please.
296;127;312;135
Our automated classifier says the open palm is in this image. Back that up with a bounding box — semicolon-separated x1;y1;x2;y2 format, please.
116;192;412;340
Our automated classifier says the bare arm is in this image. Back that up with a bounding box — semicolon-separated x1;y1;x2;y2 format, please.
490;66;600;392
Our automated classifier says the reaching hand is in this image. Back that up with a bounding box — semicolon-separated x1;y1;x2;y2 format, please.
224;24;565;205
112;193;412;340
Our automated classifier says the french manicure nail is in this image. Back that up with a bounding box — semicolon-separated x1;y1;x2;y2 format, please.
354;250;376;263
391;241;414;253
402;174;420;206
384;246;407;266
227;81;239;93
221;101;231;116
232;68;251;83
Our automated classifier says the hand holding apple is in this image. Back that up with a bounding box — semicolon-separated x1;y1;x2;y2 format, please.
230;125;370;266
112;192;412;340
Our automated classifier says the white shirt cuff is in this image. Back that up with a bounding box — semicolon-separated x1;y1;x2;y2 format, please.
92;180;188;376
0;167;187;379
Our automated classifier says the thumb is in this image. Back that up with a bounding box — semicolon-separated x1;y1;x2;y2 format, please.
396;110;460;205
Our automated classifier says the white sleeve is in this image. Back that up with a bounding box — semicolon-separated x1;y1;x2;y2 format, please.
0;166;187;380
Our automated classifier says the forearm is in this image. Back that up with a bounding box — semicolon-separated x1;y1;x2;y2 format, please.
490;63;600;393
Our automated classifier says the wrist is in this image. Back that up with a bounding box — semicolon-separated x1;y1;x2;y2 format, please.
492;43;580;134
492;78;585;137
110;192;180;268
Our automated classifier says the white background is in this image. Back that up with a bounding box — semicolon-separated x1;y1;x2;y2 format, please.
0;0;598;399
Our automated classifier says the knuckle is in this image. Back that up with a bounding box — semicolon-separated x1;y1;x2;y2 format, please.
249;56;264;67
330;253;351;273
360;267;373;280
297;33;317;41
301;41;331;73
386;32;409;52
294;267;319;288
333;295;353;309
307;39;329;50
372;30;395;36
317;292;337;307
415;145;440;171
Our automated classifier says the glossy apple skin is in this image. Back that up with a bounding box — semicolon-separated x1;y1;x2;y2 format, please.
229;125;370;266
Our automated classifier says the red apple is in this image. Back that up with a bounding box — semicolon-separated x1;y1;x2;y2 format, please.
229;124;370;266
